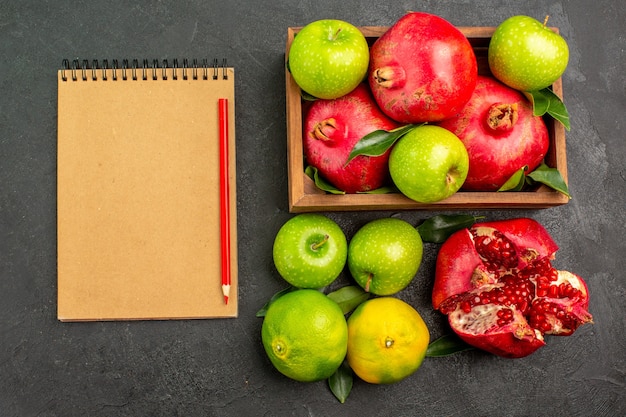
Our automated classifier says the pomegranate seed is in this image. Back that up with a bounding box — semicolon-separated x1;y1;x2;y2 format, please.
496;307;514;326
518;301;528;314
548;285;559;298
472;230;518;269
557;283;581;299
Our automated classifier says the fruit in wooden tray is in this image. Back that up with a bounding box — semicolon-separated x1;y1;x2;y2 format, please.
288;19;370;99
304;83;400;193
488;15;569;92
432;218;592;358
437;75;549;191
389;125;469;203
368;11;478;123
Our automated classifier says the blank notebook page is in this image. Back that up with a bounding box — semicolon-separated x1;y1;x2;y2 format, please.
57;62;237;321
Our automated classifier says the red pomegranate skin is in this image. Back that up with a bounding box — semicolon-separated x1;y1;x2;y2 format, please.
303;83;400;193
438;75;550;191
433;218;559;309
433;218;592;358
368;12;478;123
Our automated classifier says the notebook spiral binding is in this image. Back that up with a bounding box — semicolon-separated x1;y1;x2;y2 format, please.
60;58;229;82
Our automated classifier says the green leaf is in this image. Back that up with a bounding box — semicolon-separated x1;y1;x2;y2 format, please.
526;90;549;116
497;164;571;197
357;184;398;195
527;163;571;198
328;360;353;403
327;285;370;315
345;124;420;165
498;166;529;192
300;90;318;101
526;88;570;131
426;334;474;357
256;287;296;317
305;166;345;194
416;214;485;244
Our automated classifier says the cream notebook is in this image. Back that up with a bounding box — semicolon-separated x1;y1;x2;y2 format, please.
57;59;237;321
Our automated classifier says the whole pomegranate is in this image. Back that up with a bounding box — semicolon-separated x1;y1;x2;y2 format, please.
368;12;478;123
437;75;549;191
433;218;592;358
304;83;400;193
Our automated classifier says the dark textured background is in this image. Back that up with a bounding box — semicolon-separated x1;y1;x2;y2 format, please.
1;1;624;416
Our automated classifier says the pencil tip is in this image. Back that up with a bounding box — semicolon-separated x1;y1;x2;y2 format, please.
222;284;231;305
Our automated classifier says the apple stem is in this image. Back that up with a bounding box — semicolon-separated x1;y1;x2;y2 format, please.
310;234;329;251
543;15;550;27
364;273;372;292
332;27;343;41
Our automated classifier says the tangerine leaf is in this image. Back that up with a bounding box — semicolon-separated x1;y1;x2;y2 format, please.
328;360;353;404
327;285;370;315
527;163;571;198
527;88;570;131
345;124;420;165
255;287;296;317
305;165;345;194
426;334;474;357
416;214;485;244
498;166;529;192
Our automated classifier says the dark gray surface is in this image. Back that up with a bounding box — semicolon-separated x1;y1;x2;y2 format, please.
1;1;624;416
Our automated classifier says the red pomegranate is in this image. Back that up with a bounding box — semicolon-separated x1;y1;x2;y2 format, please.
368;12;478;123
303;83;400;193
433;218;592;358
438;75;549;191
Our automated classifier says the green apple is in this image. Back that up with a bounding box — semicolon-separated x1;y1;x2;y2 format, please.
273;214;347;289
488;15;569;92
288;19;369;99
389;125;469;203
348;218;423;295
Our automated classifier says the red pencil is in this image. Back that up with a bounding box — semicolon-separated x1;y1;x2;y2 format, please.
218;98;231;304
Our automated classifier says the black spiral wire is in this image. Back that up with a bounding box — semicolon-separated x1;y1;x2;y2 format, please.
60;58;229;81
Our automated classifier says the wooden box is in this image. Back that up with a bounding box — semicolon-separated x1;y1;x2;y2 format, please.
285;26;569;212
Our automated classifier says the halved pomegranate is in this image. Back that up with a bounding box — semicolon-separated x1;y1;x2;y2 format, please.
433;218;592;358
